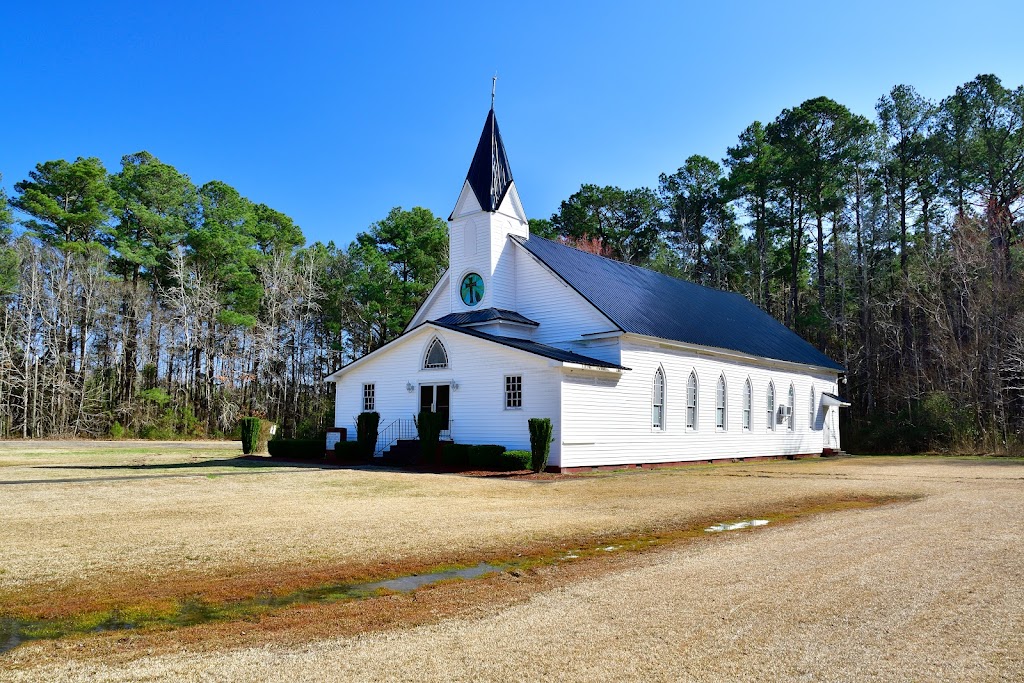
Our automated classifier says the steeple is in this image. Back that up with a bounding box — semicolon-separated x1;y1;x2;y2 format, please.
465;108;514;213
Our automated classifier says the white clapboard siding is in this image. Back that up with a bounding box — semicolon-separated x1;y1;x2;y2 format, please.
415;272;452;324
334;325;561;460
559;338;839;467
512;243;618;347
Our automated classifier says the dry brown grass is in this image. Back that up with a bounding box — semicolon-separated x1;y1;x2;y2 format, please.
1;446;1022;681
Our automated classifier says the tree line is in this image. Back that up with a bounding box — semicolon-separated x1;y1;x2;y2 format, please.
533;74;1023;453
1;73;1021;451
0;154;447;439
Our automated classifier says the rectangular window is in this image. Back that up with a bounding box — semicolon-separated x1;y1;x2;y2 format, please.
505;375;522;409
362;383;375;412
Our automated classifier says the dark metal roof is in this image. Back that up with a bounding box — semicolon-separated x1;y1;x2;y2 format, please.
465;108;513;213
434;307;539;327
429;321;628;370
514;235;844;372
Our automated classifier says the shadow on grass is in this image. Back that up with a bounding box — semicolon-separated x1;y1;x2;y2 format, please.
32;457;333;472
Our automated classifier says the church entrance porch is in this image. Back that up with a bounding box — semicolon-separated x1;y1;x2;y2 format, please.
419;383;451;435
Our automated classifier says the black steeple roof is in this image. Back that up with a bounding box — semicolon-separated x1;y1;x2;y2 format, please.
465;108;514;212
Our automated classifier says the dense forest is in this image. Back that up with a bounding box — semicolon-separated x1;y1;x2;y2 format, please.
1;74;1021;453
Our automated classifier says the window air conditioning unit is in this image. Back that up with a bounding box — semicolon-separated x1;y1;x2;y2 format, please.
777;405;791;423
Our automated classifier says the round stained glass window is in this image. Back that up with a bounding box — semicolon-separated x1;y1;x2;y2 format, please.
460;272;484;306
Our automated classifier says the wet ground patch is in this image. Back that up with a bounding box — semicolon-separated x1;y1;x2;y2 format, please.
0;492;915;654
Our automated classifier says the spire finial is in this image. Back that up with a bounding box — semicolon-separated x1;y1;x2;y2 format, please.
491;72;498;110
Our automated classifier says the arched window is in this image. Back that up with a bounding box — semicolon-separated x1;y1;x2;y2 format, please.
686;371;698;430
423;338;448;369
652;368;665;430
743;379;752;431
716;374;727;430
809;386;817;430
787;383;795;431
766;382;776;432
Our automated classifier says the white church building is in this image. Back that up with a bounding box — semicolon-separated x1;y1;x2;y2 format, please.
327;106;849;471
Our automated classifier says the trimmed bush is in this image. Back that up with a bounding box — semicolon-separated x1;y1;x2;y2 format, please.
356;411;380;458
333;440;364;461
528;418;553;472
442;443;471;468
416;410;444;460
268;439;324;461
501;449;532;471
467;444;508;470
240;417;261;455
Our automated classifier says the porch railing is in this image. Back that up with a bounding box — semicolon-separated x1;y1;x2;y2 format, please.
372;417;453;458
374;418;418;457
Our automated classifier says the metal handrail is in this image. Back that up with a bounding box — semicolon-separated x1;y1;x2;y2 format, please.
373;417;454;458
374;418;418;457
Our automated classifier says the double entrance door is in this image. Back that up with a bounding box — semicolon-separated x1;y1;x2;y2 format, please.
419;384;450;430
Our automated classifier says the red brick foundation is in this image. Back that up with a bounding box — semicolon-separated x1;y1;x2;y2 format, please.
548;453;821;474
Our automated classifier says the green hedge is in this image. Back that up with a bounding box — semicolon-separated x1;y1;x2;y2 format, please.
501;450;532;471
468;444;506;469
268;439;324;461
441;444;530;471
333;440;364;461
442;443;471;468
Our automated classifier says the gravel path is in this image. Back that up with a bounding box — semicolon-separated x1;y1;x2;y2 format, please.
3;457;1021;682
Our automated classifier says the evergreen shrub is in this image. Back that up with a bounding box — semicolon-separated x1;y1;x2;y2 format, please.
333;440;364;461
356;411;380;457
442;443;471;467
267;439;324;460
240;417;261;454
528;418;553;472
467;444;508;469
415;410;444;460
501;449;532;470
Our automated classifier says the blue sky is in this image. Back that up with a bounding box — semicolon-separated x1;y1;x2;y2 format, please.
3;1;1023;247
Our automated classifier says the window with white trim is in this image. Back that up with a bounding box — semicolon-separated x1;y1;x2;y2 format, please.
686;371;698;430
504;375;522;409
652;368;665;429
423;338;448;369
743;379;752;431
362;383;375;412
766;382;776;431
787;383;795;431
716;374;727;430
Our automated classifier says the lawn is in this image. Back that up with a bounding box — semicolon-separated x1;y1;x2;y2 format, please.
0;443;1021;681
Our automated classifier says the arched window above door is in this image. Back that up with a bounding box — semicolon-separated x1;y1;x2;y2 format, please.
423;338;448;369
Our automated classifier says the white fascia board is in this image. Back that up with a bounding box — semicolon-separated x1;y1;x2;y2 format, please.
405;269;450;331
326;325;431;382
623;333;842;376
557;362;625;374
450;180;482;219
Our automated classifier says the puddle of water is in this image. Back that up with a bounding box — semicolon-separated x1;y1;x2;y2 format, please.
358;563;501;593
705;519;770;533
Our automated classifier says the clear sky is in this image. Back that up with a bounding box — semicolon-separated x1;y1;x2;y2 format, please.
3;0;1023;247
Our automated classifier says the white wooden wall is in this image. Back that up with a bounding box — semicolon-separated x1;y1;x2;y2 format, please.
334;325;561;459
512;246;617;346
559;338;839;467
